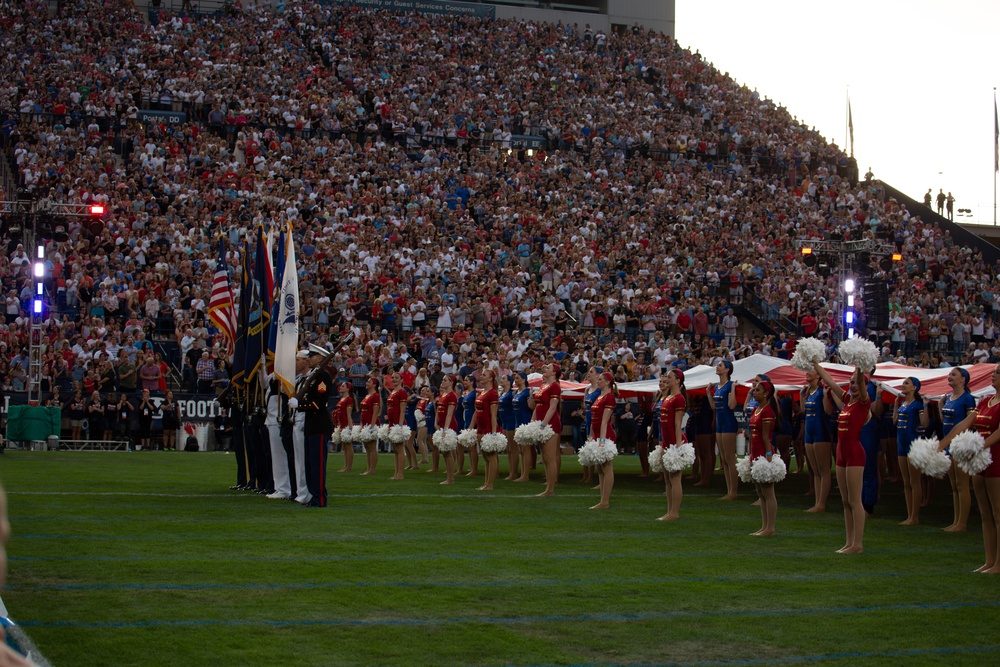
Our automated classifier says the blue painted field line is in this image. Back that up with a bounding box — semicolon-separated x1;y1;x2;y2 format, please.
10;545;978;564
503;645;1000;667
6;569;949;592
17;601;1000;629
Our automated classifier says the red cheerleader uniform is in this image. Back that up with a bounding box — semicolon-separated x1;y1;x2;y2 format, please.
973;396;1000;477
836;397;869;467
387;388;407;426
659;393;687;447
749;404;775;459
532;382;562;434
335;395;353;429
475;388;499;435
360;392;380;427
590;392;618;442
437;391;459;431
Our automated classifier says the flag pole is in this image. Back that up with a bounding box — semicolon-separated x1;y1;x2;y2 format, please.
994;87;997;225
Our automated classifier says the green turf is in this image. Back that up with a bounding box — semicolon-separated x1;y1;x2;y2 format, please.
1;450;998;667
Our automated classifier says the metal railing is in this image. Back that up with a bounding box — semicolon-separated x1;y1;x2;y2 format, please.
742;285;797;337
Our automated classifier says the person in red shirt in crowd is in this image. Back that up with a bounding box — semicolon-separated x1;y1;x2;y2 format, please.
800;311;818;336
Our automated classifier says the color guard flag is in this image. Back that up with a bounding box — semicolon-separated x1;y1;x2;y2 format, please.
208;238;236;360
274;224;299;397
265;228;286;376
243;226;271;385
230;243;250;387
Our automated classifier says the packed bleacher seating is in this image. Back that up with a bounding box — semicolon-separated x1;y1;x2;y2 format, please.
2;0;1000;445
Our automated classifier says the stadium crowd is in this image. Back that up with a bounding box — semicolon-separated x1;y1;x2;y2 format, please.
1;0;1000;424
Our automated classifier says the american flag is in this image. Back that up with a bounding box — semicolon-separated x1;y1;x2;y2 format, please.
209;237;237;359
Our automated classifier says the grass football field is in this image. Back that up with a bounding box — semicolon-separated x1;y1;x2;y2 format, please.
1;450;998;667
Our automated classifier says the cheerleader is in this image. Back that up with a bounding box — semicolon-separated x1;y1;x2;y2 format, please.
416;386;436;472
590;371;619;510
802;366;832;512
335;382;356;473
530;363;563;497
893;377;926;525
859;365;886;516
498;375;518;480
938;367;976;532
405;387;428;467
458;374;478;476
359;377;382;476
581;367;603;485
475;370;501;491
748;380;779;536
512;372;534;481
403;388;421;473
658;370;687;521
813;361;870;554
940;363;1000;573
433;376;458;485
386;372;409;480
708;359;739;500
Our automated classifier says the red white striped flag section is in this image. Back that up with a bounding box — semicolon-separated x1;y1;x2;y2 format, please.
209;238;237;359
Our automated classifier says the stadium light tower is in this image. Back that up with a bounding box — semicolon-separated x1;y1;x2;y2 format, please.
27;243;46;404
843;276;856;340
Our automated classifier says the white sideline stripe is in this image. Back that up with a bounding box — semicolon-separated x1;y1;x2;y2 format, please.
10;491;630;499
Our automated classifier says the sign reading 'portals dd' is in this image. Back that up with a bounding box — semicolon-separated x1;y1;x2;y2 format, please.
322;0;496;19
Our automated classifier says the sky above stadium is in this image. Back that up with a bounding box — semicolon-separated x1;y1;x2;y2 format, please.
676;0;1000;226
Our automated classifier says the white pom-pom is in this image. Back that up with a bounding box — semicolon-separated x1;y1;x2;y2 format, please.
736;456;754;483
432;428;458;452
536;422;555;442
661;442;695;473
750;455;787;484
458;428;479;448
479;432;508;453
514;423;535;446
837;336;879;370
515;421;554;446
648;445;665;473
791;337;826;371
330;428;341;445
590;438;618;464
388;424;412;444
578;441;596;466
908;436;951;479
950;430;993;476
359;425;379;442
414;409;425;424
377;424;390;442
350;425;363;442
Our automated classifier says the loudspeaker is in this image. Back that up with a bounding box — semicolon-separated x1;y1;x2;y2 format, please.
863;280;889;330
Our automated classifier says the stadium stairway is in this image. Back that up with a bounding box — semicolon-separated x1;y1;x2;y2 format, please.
876;180;1000;266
